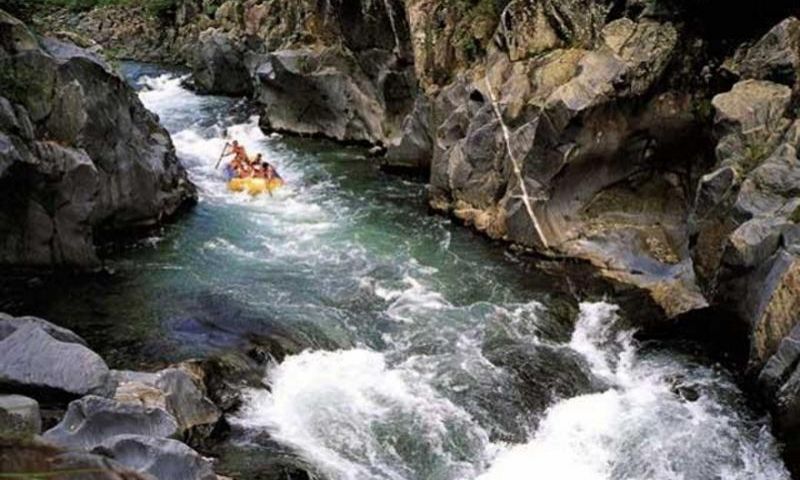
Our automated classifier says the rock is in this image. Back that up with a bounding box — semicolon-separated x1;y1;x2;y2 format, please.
254;48;387;144
96;435;216;480
498;0;608;61
189;350;268;413
0;394;40;437
727;17;800;91
43;395;179;450
759;324;800;397
745;251;800;370
0;10;196;270
190;29;252;96
0;312;88;345
723;217;787;268
0;324;113;402
384;96;433;169
112;366;220;437
0;437;151;480
154;367;220;436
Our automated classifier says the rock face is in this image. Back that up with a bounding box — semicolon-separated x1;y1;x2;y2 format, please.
423;7;709;322
0;321;113;402
97;435;217;480
0;9;196;269
0;394;41;437
35;1;419;151
190;29;252;96
248;0;418;146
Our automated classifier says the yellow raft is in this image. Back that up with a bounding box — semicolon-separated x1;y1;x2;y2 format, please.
228;177;284;196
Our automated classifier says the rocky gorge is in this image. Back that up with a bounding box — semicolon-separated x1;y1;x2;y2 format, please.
1;0;800;478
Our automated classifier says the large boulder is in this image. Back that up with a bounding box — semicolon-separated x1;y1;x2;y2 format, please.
43;395;179;450
96;435;217;480
0;9;196;270
0;324;113;402
249;0;417;147
190;29;252;96
0;312;87;345
0;394;40;438
253;48;392;144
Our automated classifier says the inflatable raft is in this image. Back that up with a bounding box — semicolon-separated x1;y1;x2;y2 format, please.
228;177;284;196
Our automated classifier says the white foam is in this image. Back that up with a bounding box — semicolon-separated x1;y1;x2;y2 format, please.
236;349;492;480
478;302;790;480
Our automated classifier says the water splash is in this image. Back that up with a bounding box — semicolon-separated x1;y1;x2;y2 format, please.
237;349;494;480
478;303;790;480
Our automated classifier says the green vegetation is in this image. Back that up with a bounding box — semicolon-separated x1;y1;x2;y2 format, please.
5;0;179;19
790;205;800;224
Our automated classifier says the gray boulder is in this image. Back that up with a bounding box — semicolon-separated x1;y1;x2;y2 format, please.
0;312;87;345
96;435;216;480
0;324;113;402
0;394;40;437
190;29;252;96
44;395;179;450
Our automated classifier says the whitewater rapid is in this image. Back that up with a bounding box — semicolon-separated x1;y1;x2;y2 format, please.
133;67;790;480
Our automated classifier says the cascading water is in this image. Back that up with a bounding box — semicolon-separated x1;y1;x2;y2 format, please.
7;63;789;480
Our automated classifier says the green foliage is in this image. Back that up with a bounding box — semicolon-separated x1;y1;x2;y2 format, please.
29;0;177;19
790;205;800;224
40;0;133;12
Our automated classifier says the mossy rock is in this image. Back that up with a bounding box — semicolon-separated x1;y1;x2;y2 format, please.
0;52;57;122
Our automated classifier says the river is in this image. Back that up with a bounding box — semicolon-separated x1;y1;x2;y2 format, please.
1;63;791;480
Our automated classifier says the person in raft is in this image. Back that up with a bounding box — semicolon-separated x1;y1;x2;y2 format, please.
250;154;282;181
221;140;249;179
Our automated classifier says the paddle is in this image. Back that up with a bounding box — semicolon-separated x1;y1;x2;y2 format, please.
214;142;229;169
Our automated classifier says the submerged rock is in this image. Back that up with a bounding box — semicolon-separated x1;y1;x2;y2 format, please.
0;9;196;270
